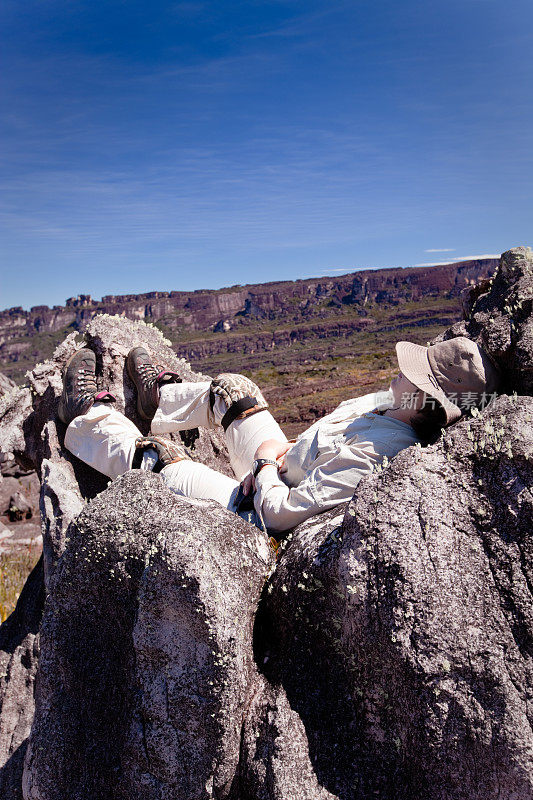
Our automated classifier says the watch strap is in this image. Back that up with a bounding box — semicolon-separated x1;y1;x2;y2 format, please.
253;458;279;478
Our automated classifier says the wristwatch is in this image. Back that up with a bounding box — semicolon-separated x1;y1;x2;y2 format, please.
252;458;279;478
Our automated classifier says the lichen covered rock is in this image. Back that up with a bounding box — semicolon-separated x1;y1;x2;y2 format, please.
453;245;533;394
23;472;272;800
260;395;533;798
0;556;44;800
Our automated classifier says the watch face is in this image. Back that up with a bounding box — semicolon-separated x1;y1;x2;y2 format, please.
253;458;279;478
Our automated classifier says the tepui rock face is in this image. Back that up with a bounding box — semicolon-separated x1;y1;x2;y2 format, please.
0;246;532;799
0;257;499;380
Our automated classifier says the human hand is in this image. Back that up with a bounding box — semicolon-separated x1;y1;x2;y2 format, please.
241;440;291;495
241;471;254;495
254;438;291;462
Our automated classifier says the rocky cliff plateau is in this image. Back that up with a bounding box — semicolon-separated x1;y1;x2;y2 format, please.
0;247;531;799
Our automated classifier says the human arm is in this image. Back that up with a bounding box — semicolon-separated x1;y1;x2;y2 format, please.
253;441;385;533
240;438;291;496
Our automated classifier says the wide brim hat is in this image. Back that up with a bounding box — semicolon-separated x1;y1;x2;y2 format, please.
395;337;501;424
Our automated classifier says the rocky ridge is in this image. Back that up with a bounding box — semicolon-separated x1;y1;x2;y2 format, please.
0;247;531;799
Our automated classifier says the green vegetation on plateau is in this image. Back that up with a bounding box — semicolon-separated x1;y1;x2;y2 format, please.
5;324;76;384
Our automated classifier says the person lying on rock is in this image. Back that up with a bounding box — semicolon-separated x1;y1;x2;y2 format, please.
58;337;499;535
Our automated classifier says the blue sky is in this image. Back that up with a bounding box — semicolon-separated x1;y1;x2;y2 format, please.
1;0;532;310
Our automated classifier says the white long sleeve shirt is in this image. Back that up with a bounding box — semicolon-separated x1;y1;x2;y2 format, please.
253;390;420;533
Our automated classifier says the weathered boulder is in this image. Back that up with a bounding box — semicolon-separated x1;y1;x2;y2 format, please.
23;472;271;800
7;493;32;523
0;372;26;478
454;245;533;394
0;247;532;800
0;373;16;396
259;395;533;799
0;474;41;553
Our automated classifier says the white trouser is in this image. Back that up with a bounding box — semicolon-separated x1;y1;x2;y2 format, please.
64;382;287;511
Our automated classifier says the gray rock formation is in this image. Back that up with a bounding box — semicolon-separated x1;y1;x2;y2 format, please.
0;247;532;799
0;556;44;800
7;492;32;522
454;245;533;394
0;372;23;477
23;473;271;800
0;475;41;553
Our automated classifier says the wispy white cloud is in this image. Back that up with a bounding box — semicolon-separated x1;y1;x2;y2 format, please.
424;248;456;252
450;254;500;261
414;261;456;267
246;7;335;41
414;253;500;267
301;265;403;279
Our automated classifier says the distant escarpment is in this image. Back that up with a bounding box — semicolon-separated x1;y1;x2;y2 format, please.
0;259;497;382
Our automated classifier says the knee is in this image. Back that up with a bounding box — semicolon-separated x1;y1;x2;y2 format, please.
210;373;268;431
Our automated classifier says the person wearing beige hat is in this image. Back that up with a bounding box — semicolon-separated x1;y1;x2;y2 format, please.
395;336;501;425
59;338;500;535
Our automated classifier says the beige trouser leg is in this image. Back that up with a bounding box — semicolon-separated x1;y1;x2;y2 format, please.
152;381;287;481
64;377;286;505
65;403;143;480
65;402;241;508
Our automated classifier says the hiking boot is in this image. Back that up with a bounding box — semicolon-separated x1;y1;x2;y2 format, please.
126;346;181;421
132;434;191;472
57;348;116;425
